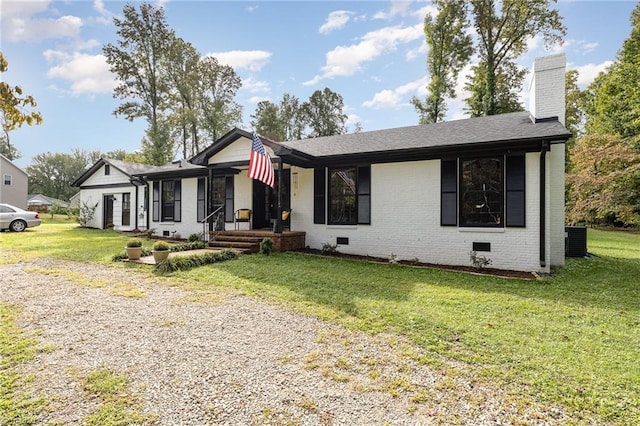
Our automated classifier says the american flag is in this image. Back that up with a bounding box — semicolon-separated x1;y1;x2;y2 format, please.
248;132;275;188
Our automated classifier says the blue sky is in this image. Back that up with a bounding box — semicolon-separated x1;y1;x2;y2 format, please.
1;0;638;169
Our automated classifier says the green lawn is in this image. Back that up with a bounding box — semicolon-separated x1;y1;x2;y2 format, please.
1;218;638;424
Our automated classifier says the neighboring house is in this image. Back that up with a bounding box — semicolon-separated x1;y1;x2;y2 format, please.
73;54;570;273
71;158;158;231
27;194;70;212
68;192;80;209
0;153;29;208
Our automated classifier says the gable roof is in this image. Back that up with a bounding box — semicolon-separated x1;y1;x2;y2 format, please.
278;111;571;166
0;153;28;176
72;158;160;187
27;194;70;207
132;159;207;179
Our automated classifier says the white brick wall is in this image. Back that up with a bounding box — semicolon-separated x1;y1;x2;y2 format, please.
293;155;549;273
529;53;566;124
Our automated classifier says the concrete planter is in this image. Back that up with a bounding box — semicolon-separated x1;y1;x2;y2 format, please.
152;250;170;264
126;246;143;260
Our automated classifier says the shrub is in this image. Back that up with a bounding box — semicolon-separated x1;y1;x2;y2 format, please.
260;237;275;255
321;242;338;254
169;241;206;252
152;240;171;251
469;251;492;269
188;233;203;242
155;249;238;273
126;238;143;248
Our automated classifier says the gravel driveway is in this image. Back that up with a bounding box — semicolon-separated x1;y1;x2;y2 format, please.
1;257;569;425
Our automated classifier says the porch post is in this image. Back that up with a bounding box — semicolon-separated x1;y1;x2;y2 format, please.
274;157;283;234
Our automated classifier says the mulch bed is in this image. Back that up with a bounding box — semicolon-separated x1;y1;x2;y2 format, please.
295;248;536;280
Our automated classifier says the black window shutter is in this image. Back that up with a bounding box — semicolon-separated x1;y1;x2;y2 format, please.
314;168;326;224
174;180;182;222
357;165;371;224
441;159;457;226
197;178;205;221
152;181;160;222
225;176;234;222
506;154;526;227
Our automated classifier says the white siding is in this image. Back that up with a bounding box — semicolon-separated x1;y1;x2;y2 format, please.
207;137;276;165
292;155;550;273
78;186;146;231
82;164;131;186
148;177;202;239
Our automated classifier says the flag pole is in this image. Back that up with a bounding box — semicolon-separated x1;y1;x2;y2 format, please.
274;157;283;234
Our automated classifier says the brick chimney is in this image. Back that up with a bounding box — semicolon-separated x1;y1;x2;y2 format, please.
529;53;566;125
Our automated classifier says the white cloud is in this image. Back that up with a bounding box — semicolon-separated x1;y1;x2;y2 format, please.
92;0;114;25
242;77;270;94
304;23;423;85
319;10;353;34
362;90;401;109
573;61;614;87
362;75;428;109
208;50;272;72
406;42;427;61
373;1;412;20
248;96;270;105
2;13;83;42
44;51;116;95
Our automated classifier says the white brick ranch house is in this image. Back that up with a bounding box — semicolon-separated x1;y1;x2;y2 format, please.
73;54;570;273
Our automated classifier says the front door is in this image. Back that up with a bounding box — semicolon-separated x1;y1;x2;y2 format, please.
103;195;114;228
252;169;290;229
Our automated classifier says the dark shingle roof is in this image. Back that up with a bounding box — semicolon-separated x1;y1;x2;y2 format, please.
280;111;571;158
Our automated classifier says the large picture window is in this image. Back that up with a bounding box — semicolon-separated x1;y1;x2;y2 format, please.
441;155;525;228
460;157;503;226
329;168;357;225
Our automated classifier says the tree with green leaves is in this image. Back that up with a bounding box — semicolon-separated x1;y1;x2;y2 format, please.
583;3;640;145
251;100;284;141
0;52;43;160
466;0;565;116
197;56;243;144
302;88;348;138
103;2;175;165
418;0;565;120
566;134;640;226
164;37;201;159
26;150;91;201
412;0;472;124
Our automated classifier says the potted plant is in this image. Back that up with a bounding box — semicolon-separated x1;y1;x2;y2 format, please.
125;237;143;260
152;240;171;264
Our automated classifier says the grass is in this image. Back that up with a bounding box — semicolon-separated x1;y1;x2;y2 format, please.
0;304;48;425
0;219;638;424
82;368;149;426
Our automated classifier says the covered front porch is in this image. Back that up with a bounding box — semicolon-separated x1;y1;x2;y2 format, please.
209;229;306;253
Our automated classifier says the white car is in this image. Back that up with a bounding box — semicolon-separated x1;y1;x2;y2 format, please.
0;203;42;232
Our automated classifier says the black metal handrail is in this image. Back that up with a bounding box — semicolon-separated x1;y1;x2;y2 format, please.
200;204;224;241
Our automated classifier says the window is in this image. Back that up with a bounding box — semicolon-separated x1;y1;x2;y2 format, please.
460;157;503;226
441;154;525;228
122;193;131;226
314;165;371;226
104;164;110;175
152;180;182;222
329;168;357;225
3;174;11;186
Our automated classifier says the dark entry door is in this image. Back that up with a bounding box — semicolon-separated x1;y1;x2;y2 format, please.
103;195;114;228
252;169;290;229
